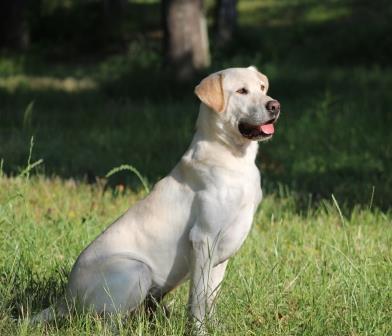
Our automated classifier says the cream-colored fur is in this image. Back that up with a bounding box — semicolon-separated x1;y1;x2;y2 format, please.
33;66;280;334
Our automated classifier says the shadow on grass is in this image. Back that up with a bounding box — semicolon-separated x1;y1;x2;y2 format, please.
234;0;392;67
0;263;67;319
0;0;391;210
1;70;391;211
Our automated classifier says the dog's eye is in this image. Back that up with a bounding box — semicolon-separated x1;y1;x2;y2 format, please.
236;88;248;95
260;85;265;92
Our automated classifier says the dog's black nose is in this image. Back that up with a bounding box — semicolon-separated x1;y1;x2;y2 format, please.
266;100;280;115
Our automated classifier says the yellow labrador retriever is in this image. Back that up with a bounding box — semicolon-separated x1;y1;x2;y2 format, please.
33;66;281;332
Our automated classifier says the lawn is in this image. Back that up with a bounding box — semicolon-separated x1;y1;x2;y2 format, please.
0;0;391;334
0;173;391;335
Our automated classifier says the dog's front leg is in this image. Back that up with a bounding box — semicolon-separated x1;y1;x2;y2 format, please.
187;235;221;334
206;260;228;318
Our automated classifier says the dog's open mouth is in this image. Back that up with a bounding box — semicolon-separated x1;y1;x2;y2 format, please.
238;119;276;140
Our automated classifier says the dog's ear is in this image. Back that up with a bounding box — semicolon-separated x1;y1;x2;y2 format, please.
248;65;269;93
194;73;225;113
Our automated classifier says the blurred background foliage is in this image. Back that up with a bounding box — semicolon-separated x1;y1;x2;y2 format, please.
0;0;391;211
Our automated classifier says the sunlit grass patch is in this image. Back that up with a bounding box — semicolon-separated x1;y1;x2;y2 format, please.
238;0;351;26
0;76;97;93
0;172;391;335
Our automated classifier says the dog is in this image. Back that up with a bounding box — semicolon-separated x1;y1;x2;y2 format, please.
33;66;280;333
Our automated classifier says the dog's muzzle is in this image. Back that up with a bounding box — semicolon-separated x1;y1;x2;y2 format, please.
238;99;280;140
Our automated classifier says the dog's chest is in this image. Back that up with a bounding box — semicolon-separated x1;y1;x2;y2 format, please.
185;153;262;264
216;180;262;263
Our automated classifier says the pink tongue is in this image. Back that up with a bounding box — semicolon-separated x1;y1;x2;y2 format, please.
259;123;275;135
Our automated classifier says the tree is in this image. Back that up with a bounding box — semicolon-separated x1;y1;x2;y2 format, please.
162;0;210;81
0;0;30;50
214;0;237;46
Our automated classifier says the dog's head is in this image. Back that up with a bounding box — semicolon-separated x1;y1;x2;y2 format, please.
195;66;280;142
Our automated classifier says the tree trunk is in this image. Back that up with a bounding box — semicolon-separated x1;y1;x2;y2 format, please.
162;0;210;81
0;0;30;50
214;0;237;46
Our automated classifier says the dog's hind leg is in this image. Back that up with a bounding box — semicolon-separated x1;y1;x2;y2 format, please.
67;257;153;315
32;258;153;323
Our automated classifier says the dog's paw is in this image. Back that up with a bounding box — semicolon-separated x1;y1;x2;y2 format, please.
186;318;209;336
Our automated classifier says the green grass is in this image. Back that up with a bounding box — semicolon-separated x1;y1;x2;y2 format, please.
0;0;392;334
0;171;391;335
